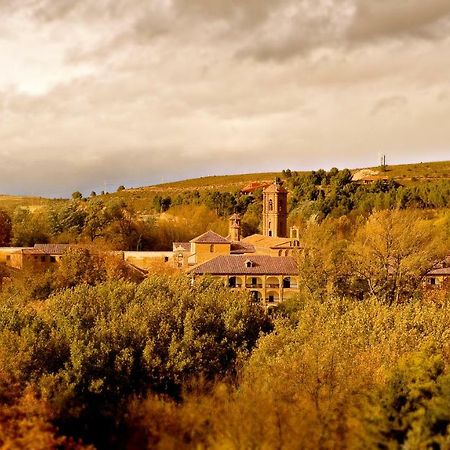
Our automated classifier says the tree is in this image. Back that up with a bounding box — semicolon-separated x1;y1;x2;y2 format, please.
71;191;83;201
11;209;50;247
350;210;446;304
368;345;450;449
0;209;12;246
117;186;125;192
0;276;270;447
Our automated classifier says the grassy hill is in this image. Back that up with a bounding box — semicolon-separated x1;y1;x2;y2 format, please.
1;160;449;212
364;160;450;184
0;195;57;213
133;160;450;193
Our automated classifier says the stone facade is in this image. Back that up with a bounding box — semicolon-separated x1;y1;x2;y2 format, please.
262;180;288;238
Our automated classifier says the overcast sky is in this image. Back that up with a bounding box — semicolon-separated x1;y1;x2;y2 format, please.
1;0;450;197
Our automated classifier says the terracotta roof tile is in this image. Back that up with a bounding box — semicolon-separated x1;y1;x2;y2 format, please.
426;268;450;276
189;255;298;275
190;231;230;244
34;244;70;255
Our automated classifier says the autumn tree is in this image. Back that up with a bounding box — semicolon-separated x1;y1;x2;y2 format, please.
350;210;447;304
0;209;12;246
11;209;50;247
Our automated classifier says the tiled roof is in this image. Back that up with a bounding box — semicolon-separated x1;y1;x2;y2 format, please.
34;244;71;255
426;256;450;276
426;267;450;276
241;181;271;193
190;231;230;244
17;248;45;255
173;242;190;251
189;255;298;275
241;234;292;249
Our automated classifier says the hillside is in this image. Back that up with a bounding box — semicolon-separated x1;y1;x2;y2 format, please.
1;160;449;212
0;195;58;212
102;160;449;210
132;160;450;193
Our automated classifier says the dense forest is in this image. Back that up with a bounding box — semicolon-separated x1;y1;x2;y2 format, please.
0;169;450;449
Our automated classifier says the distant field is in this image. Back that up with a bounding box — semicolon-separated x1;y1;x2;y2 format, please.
364;160;450;184
0;195;56;212
140;160;450;192
1;160;449;212
134;172;283;192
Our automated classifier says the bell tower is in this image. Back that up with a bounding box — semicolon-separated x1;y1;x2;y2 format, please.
262;179;288;238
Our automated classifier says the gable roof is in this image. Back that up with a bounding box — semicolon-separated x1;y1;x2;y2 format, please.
190;230;230;244
189;255;298;275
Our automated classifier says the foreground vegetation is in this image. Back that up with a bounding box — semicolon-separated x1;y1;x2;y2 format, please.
0;275;449;449
0;208;449;449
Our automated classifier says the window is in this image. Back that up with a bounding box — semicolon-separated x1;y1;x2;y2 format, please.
164;257;169;262
245;260;254;268
210;244;215;252
50;256;56;263
283;277;291;288
6;255;10;261
40;256;45;262
268;199;273;211
430;278;436;285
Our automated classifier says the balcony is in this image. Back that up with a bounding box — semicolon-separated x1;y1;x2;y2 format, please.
246;284;263;289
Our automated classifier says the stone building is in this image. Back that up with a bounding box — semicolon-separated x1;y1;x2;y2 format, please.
6;244;70;270
262;179;288;238
189;254;299;306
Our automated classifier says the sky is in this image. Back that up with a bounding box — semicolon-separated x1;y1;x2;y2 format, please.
0;0;450;197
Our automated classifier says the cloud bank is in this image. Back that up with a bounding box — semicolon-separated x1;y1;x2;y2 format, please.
0;0;449;196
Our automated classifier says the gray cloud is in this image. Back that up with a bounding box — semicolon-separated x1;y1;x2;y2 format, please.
0;0;450;197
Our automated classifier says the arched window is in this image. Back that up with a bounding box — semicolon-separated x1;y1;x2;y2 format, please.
268;199;273;211
210;244;215;252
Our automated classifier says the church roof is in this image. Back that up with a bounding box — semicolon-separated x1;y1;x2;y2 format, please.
190;230;230;244
189;255;298;275
241;234;292;249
